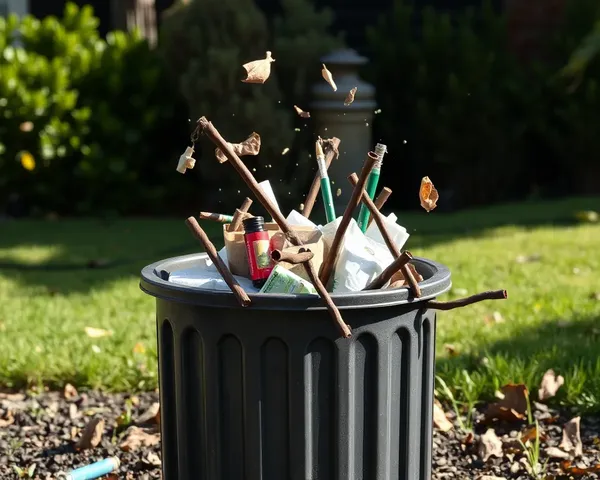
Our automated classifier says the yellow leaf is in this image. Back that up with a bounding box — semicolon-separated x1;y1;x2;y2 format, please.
20;151;36;171
85;327;113;338
133;342;146;354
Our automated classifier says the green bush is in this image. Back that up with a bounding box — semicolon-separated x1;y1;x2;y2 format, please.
0;3;188;216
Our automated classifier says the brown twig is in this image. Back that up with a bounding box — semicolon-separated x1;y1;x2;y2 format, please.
199;212;233;223
319;152;379;287
364;251;413;291
299;248;352;338
367;187;393;228
302;137;340;218
425;290;507;311
185;217;251;307
229;197;253;231
271;249;314;265
348;173;422;297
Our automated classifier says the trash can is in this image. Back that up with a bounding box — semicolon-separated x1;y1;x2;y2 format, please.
140;253;451;480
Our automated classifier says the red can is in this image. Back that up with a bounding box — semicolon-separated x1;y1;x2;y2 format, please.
242;216;273;288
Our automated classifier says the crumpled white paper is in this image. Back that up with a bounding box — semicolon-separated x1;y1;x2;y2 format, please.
365;212;409;251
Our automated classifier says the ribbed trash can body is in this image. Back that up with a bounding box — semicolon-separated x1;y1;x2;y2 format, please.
140;253;451;480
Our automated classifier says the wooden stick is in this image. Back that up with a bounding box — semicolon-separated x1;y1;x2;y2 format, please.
302;137;341;219
318;152;379;287
185;216;251;307
364;251;413;291
199;212;234;223
197;117;350;336
425;290;507;311
348;173;422;297
229;197;253;231
299;248;352;338
271;249;314;265
367;187;393;228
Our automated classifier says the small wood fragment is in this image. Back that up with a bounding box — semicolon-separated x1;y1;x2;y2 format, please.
229;197;254;232
344;87;357;106
426;290;507;311
321;63;337;91
241;51;275;84
293;105;310;118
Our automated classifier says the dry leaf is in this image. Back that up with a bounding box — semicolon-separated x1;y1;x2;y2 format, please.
142;452;162;467
293;105;310;118
419;176;439;212
520;423;546;443
538;369;564;401
75;417;105;450
484;384;528;423
560;416;583;458
478;428;503;462
84;326;112;338
444;344;459;357
321;64;337;91
215;132;261;164
119;426;160;452
0;410;14;427
433;400;453;432
133;342;146;354
390;264;424;286
63;383;78;400
546;446;570;459
136;402;160;426
560;460;600;475
344;87;358;106
241;51;275;84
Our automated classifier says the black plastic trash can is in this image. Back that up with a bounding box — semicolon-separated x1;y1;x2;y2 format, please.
140;253;451;480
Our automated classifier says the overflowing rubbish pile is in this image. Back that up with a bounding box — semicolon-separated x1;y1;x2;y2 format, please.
169;52;507;338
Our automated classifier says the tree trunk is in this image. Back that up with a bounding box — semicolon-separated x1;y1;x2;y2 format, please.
111;0;158;47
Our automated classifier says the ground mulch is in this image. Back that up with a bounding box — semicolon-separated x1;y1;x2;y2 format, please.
1;390;599;479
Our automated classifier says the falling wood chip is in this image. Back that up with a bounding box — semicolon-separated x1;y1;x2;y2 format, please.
321;64;337;91
484;384;528;423
560;416;583;458
538;369;564;401
344;87;357;106
136;402;160;426
433;400;453;432
215;132;261;164
75;417;105;450
478;428;504;462
293;105;310;118
119;426;160;452
241;51;275;84
419;176;439;212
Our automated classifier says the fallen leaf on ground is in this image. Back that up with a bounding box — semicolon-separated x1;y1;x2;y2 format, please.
560;416;583;458
63;383;78;400
84;327;113;338
321;64;337;91
433;400;453;432
0;410;15;427
419;176;439;212
293;105;310;118
463;431;474;445
538;369;564;401
136;402;160;425
119;426;160;452
484;384;528;423
444;344;460;357
560;460;600;475
546;446;571;459
478;428;504;462
75;417;105;450
215;132;261;164
520;423;546;443
142;452;162;467
241;51;275;84
344;87;357;106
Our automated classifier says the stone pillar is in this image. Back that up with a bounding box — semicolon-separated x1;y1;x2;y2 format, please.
310;49;376;210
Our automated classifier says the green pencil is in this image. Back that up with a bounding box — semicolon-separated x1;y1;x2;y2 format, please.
315;140;337;223
357;143;387;232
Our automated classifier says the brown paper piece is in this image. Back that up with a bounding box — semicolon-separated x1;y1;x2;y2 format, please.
215;132;261;164
344;87;357;106
419;176;439;212
293;105;310;118
224;224;327;282
241;51;275;84
321;64;337;91
389;263;424;286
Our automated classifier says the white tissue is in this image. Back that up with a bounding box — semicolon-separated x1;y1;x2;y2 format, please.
365;213;409;251
258;180;281;221
286;209;317;228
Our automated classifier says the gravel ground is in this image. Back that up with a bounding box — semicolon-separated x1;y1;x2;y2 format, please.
1;390;599;479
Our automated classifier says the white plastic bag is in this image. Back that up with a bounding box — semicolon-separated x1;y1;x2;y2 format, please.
365;212;409;251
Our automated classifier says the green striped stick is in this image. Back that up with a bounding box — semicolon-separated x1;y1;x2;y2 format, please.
315;140;337;223
357;143;387;232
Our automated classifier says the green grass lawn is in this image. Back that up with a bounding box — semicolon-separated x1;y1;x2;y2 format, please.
1;197;599;412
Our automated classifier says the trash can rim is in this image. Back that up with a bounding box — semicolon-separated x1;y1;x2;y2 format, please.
139;253;451;310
